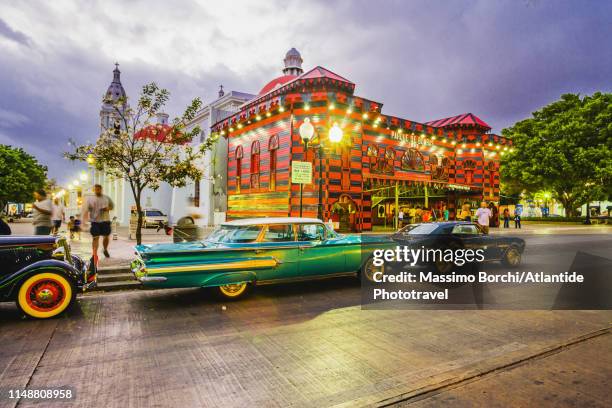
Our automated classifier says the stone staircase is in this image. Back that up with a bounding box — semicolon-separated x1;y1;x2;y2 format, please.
93;265;142;291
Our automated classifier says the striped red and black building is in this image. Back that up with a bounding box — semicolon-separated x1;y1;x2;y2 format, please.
212;55;512;232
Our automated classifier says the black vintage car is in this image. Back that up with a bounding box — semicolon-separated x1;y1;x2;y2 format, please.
392;222;526;272
0;236;96;318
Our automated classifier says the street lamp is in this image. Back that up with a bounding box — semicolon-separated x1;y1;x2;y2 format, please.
298;118;315;217
329;122;342;143
298;118;343;219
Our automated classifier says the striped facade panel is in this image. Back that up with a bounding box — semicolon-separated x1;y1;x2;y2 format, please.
227;191;290;219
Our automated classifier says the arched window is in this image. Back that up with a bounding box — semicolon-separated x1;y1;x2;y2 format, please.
235;145;243;194
401;148;424;171
463;159;476;185
250;140;260;189
429;154;439;173
438;157;451;181
384;148;395;173
268;135;279;191
367;144;378;167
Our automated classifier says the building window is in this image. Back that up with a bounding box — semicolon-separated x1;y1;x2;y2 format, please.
463;159;476;185
235;145;243;194
401;148;425;172
384;148;395;174
268;135;279;191
250;140;260;190
439;157;451;181
429;154;439;173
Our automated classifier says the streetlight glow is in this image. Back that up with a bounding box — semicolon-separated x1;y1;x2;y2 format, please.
329;122;343;143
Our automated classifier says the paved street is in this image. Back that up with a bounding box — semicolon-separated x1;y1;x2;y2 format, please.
1;230;611;407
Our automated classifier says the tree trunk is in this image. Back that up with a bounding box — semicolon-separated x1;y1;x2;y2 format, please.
558;196;576;217
135;193;143;245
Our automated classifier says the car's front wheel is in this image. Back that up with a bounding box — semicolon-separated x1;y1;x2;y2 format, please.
501;247;522;267
217;282;248;299
361;257;385;282
16;272;76;319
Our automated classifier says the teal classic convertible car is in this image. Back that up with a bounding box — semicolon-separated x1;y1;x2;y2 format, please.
132;218;378;298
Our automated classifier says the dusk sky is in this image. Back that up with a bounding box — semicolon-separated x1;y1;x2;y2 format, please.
1;0;610;184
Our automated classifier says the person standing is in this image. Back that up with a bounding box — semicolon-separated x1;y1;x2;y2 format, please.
82;184;114;260
415;206;423;223
503;208;510;228
398;209;404;228
0;216;11;235
489;202;499;228
460;202;472;221
514;210;522;229
32;190;53;235
408;206;416;224
51;198;65;235
443;205;449;221
475;201;492;234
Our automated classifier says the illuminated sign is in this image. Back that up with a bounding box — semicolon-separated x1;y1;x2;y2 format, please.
390;132;432;147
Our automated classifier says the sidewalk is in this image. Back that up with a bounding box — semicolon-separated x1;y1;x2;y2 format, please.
67;226;175;268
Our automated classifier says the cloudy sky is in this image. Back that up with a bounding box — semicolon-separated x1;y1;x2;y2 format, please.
1;0;610;183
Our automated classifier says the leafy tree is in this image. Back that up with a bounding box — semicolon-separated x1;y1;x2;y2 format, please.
66;82;217;244
0;145;48;212
501;92;612;217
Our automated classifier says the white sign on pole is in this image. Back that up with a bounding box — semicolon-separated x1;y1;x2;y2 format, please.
291;161;313;184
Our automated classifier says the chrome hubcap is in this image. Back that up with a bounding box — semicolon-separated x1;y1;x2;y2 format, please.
37;289;53;302
221;283;245;294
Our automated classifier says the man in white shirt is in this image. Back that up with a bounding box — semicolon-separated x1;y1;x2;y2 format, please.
82;184;114;260
51;198;65;235
475;201;492;234
32;189;53;235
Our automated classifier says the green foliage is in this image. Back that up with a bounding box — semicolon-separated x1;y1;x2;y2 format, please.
501;92;612;216
65;82;215;244
0;145;48;211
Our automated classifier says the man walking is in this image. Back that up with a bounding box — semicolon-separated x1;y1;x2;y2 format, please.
475;201;492;234
32;189;53;235
82;184;114;261
51;197;65;235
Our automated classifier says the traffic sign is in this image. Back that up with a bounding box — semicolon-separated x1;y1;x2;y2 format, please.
291;161;312;184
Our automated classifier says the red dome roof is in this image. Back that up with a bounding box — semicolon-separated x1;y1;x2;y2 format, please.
258;75;296;95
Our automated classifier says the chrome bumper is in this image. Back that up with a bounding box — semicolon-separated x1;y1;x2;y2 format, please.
138;276;167;283
131;257;167;283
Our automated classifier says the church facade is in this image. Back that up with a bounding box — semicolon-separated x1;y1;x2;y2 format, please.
212;49;513;231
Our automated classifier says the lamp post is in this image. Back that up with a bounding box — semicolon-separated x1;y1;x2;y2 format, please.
298;118;315;217
298;118;343;219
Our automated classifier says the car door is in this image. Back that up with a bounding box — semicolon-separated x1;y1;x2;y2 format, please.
254;223;301;281
297;223;346;276
451;224;500;260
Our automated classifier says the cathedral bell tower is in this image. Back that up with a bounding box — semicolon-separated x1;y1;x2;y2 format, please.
100;62;128;132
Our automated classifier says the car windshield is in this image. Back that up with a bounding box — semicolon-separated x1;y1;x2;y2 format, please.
206;225;263;243
403;223;439;235
146;211;163;216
